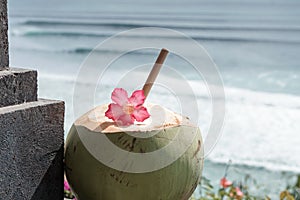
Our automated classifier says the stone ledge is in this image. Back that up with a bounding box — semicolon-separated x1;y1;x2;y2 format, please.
0;68;37;108
0;99;65;199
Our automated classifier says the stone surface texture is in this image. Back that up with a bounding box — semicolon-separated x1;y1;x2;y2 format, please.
0;68;38;107
0;99;65;200
0;0;8;70
1;0;65;199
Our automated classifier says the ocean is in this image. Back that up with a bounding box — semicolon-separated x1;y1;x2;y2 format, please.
8;0;300;197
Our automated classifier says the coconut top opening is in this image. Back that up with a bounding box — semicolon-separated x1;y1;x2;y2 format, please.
74;103;195;133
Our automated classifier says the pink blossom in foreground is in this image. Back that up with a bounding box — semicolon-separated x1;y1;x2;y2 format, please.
235;187;244;198
64;180;71;191
220;177;233;188
105;88;150;126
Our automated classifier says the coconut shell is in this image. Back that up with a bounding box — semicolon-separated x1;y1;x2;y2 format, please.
65;104;204;200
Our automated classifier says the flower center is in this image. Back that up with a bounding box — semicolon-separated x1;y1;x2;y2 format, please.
123;104;134;115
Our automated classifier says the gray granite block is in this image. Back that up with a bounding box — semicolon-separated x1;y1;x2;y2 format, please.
0;99;65;200
0;0;9;70
0;68;37;107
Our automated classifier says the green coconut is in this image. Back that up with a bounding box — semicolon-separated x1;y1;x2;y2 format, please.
65;103;204;200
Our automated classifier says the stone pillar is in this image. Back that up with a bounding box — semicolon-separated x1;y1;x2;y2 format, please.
0;0;65;199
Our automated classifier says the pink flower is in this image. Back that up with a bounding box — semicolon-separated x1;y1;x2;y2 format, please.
235;187;243;198
220;177;232;188
105;88;150;126
64;180;71;191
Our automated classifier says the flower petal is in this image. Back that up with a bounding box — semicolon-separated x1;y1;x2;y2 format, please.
132;106;150;122
116;114;134;126
235;187;243;197
105;103;125;120
111;88;129;106
128;90;146;107
64;180;71;191
220;177;232;188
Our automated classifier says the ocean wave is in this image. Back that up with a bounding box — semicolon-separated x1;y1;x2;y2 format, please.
12;46;158;56
14;30;112;38
22;19;300;32
12;29;300;46
207;157;300;174
68;48;158;55
12;12;300;24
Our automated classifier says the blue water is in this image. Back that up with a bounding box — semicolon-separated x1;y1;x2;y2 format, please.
8;0;300;197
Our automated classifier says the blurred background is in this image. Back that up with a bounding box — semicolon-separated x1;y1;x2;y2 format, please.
8;0;300;197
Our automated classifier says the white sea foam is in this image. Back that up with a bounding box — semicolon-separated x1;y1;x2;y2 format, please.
206;85;300;173
167;79;300;173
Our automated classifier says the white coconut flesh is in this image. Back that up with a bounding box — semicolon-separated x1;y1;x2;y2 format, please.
65;103;204;200
74;103;195;133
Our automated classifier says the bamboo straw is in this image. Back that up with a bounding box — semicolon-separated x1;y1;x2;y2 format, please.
142;48;169;98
